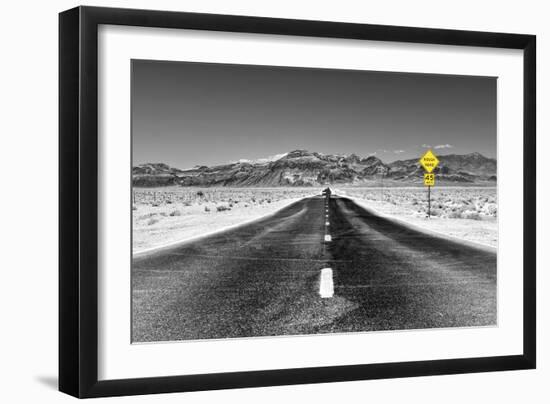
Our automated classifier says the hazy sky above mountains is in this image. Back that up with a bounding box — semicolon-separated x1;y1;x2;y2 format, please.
132;60;496;169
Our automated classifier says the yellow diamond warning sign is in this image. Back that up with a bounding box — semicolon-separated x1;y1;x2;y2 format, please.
424;173;435;186
419;150;440;173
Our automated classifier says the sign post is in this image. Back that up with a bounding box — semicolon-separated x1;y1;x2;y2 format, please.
419;150;439;219
377;166;387;202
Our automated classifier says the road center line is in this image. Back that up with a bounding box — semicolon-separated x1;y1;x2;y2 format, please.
319;268;334;298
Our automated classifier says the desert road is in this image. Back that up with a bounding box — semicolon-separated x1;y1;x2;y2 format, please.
132;195;497;342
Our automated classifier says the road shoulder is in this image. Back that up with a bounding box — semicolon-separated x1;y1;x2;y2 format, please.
133;196;311;257
339;194;497;254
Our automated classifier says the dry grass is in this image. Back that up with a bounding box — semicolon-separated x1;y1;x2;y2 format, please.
132;187;320;253
338;187;497;219
336;187;498;247
132;187;318;208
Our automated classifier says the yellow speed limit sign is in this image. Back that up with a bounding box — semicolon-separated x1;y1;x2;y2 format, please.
424;173;435;186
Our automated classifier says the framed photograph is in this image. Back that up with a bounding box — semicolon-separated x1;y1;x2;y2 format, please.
59;6;536;398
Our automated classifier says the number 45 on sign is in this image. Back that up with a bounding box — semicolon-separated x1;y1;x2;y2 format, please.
424;173;435;186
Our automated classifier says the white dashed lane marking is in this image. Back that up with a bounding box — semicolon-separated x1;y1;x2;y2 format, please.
319;268;334;298
320;198;334;298
324;199;331;241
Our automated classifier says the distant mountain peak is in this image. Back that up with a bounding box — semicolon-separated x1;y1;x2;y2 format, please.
133;150;496;187
284;149;315;158
466;151;487;159
232;152;288;165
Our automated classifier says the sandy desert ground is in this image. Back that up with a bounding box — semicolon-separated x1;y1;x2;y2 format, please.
336;187;497;247
132;187;321;253
132;186;497;253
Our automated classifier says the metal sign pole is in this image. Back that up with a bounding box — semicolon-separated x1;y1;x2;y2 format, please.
378;166;386;203
428;185;431;218
380;170;383;202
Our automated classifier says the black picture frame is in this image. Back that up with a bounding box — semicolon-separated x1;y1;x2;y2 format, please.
59;5;536;398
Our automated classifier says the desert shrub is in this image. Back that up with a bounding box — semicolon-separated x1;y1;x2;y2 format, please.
204;206;210;212
430;208;443;217
216;205;231;212
146;218;159;226
447;211;462;219
462;210;481;220
132;205;137;211
138;213;156;220
196;191;204;197
183;201;191;207
169;210;181;216
481;203;497;216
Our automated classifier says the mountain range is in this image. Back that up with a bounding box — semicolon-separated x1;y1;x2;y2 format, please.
132;150;497;187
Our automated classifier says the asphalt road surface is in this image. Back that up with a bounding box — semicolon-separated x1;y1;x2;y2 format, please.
132;195;497;342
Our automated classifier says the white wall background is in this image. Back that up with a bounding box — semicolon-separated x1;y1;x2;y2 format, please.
0;0;546;402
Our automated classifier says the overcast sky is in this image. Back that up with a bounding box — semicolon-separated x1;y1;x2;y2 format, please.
132;60;496;169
